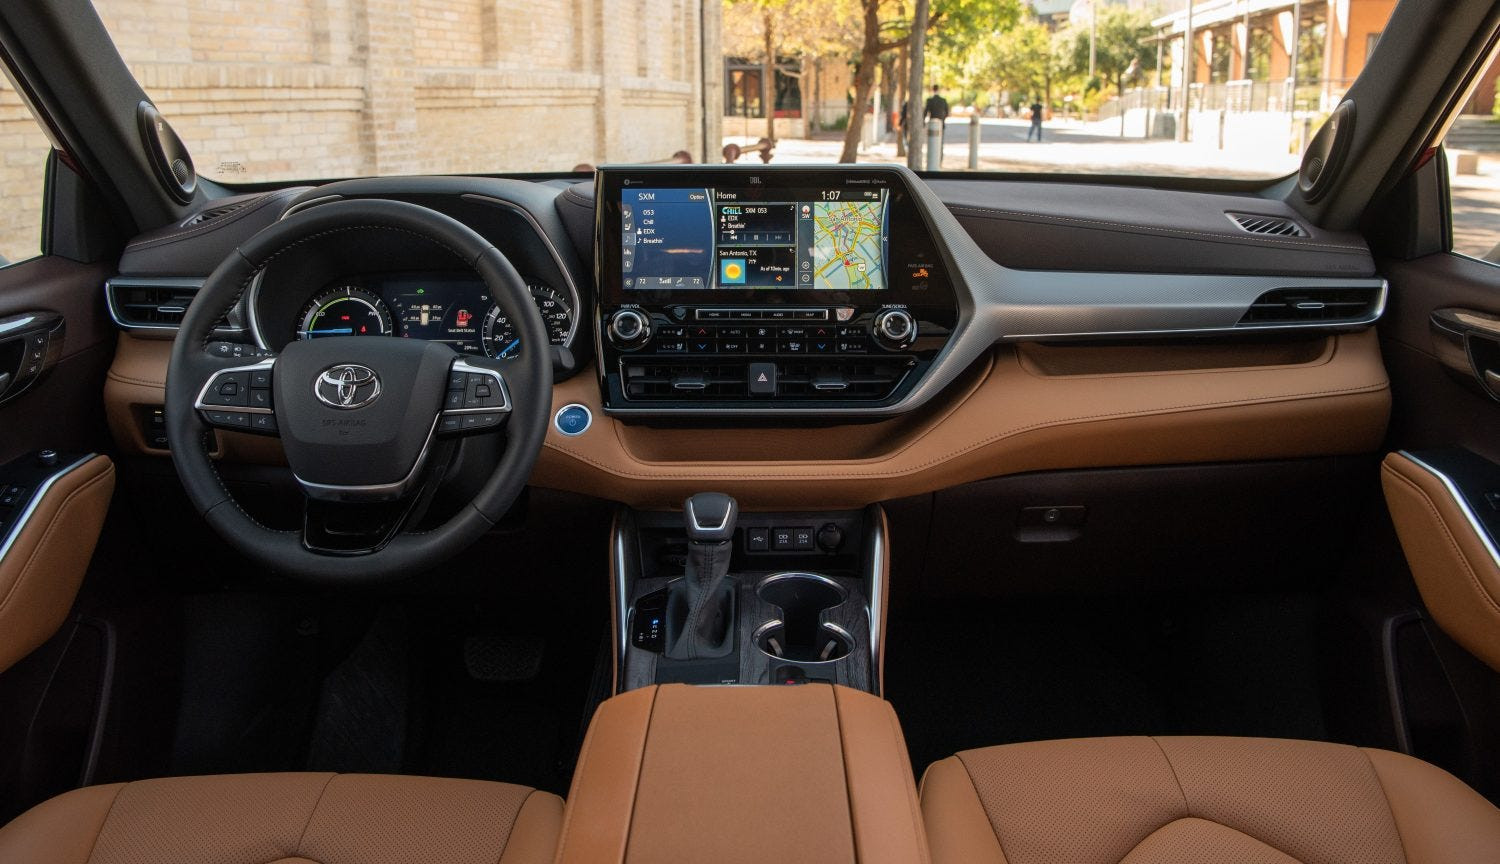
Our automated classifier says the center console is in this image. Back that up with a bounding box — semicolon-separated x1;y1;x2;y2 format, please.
612;495;887;695
593;166;960;414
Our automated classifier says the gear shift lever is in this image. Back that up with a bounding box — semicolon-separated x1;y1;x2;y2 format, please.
664;492;739;659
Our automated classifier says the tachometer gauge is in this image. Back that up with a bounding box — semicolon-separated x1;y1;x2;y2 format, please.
297;285;392;339
480;282;575;358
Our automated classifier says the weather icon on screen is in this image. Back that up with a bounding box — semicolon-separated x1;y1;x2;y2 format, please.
720;258;747;284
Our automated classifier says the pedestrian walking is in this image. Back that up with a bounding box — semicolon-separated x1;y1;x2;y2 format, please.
923;86;949;132
1027;98;1044;142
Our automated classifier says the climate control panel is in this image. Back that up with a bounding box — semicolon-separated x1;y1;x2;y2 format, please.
596;303;953;413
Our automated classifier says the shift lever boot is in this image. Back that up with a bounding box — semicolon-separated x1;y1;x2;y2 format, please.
664;493;738;659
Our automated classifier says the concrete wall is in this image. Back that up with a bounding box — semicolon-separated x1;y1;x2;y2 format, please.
0;0;718;262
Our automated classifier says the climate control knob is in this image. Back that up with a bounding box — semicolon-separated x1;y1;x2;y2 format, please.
607;309;651;348
873;308;916;350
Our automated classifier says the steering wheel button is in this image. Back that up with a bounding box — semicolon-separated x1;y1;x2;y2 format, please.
249;388;271;408
250;369;272;388
217;381;238;396
474;383;492;399
250;413;276;433
447;369;467;389
439;415;464;434
443;390;465;410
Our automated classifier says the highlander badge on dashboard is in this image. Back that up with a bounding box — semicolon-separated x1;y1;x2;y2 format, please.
315;364;381;409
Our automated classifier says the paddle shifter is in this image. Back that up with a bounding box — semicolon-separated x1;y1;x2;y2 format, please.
664;492;739;660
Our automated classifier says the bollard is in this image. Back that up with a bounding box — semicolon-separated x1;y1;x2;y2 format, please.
926;119;943;171
968;114;981;170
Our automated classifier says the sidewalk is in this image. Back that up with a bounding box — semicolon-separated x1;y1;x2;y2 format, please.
725;118;1301;180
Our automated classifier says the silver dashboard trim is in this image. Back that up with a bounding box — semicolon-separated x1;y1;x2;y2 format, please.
462;193;585;351
1398;451;1500;570
0;454;95;564
866;509;886;695
613;519;631;687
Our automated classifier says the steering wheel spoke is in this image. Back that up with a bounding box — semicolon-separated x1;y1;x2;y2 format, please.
438;357;513;436
193;355;280;436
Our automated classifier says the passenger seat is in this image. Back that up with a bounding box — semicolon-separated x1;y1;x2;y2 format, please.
920;736;1500;863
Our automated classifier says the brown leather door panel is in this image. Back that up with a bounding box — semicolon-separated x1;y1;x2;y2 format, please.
0;455;114;674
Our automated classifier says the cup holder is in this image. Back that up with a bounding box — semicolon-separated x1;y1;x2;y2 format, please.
755;573;851;663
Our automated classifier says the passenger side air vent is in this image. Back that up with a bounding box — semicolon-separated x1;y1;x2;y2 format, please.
106;277;236;332
1238;287;1384;326
182;201;248;227
1226;212;1308;238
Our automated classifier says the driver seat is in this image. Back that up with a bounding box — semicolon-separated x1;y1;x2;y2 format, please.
0;772;562;864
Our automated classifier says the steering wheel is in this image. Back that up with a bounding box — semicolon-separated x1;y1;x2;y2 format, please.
165;199;552;582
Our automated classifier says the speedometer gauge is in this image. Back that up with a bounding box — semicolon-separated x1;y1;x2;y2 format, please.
480;282;575;359
297;285;392;339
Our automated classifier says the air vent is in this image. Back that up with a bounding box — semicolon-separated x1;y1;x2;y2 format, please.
1238;287;1384;326
1226;212;1308;238
621;358;914;403
182;200;248;227
106;277;235;331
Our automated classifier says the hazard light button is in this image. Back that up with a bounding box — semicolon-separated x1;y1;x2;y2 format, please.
748;362;777;395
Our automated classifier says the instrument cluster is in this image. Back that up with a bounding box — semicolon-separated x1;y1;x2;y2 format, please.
294;272;574;360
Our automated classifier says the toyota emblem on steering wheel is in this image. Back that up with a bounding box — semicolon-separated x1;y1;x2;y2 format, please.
315;363;382;409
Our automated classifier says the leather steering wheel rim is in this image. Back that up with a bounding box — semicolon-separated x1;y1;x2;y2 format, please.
165;198;552;583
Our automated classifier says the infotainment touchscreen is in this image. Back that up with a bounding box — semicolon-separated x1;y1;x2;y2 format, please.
621;186;889;291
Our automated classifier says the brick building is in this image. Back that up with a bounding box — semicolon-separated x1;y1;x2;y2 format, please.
0;0;721;261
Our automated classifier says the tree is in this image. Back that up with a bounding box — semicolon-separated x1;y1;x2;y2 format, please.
725;0;859;142
1063;4;1155;100
724;0;792;142
839;0;1021;163
957;14;1052;106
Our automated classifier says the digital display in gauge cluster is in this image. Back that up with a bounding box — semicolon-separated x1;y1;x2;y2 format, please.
294;272;572;359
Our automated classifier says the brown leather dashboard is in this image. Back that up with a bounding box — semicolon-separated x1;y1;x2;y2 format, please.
105;329;1390;509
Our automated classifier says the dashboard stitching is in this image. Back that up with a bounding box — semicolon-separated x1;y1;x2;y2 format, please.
124;188;301;252
543;379;1390;481
944;205;1365;253
559;185;593;208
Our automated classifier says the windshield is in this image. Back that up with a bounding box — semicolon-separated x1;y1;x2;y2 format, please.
79;1;1400;183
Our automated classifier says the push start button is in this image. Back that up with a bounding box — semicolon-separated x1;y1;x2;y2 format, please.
554;403;593;437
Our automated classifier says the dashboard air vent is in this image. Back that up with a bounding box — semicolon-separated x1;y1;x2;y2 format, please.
183;200;248;227
621;358;915;403
1226;212;1308;238
1238;287;1384;326
106;278;233;331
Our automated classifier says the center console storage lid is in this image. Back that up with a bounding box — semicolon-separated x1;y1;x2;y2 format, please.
556;683;929;864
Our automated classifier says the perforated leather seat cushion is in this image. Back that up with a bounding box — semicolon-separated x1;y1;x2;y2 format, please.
0;772;562;864
920;736;1500;864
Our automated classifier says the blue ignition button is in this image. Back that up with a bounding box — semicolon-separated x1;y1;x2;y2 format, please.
554;403;593;437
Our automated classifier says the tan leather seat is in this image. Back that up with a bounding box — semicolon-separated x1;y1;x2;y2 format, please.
920;736;1500;864
0;772;562;864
